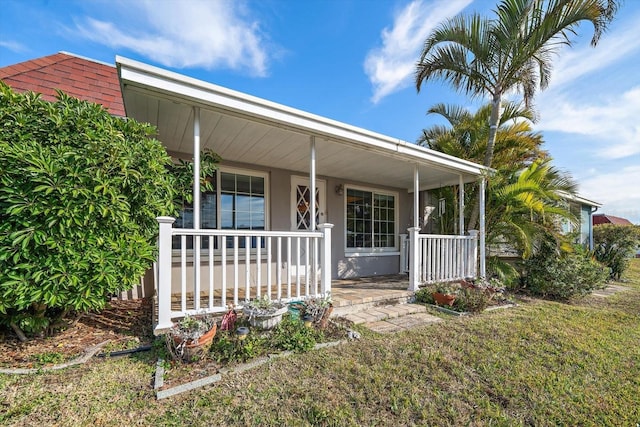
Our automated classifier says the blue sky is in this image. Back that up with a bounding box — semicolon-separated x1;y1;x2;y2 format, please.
1;0;639;224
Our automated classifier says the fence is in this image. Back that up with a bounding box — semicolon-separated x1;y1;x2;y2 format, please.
154;217;333;333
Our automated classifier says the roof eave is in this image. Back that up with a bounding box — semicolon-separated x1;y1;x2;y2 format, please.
116;56;489;181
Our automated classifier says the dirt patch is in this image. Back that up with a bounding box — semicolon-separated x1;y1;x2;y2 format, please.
0;298;154;369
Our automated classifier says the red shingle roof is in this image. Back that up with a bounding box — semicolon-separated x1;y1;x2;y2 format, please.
593;214;634;226
0;52;124;117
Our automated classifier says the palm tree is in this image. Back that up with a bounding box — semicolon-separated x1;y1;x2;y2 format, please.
418;101;546;171
420;101;548;230
419;103;578;280
488;158;578;261
415;0;619;170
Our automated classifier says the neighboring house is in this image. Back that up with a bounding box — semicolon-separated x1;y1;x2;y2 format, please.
2;52;490;332
483;192;601;261
561;194;602;250
592;213;633;226
592;213;638;258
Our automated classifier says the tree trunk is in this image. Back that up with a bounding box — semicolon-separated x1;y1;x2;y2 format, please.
10;322;28;342
483;92;503;169
469;92;502;231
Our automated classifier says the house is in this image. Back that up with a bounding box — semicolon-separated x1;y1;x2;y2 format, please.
0;52;125;116
593;213;634;226
2;52;489;332
592;213;639;258
561;194;602;250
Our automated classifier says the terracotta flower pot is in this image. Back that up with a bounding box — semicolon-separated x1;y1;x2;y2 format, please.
432;292;456;306
172;323;217;361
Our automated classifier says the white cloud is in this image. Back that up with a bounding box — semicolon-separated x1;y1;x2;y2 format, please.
548;14;640;90
579;165;640;225
536;9;640;160
0;40;27;53
364;0;472;104
72;0;270;76
537;86;640;159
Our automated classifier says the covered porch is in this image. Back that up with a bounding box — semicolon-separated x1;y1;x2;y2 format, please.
116;56;487;333
167;274;413;314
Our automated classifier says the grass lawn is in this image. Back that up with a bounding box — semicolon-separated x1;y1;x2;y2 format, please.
2;259;639;426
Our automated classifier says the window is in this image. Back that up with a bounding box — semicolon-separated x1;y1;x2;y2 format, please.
221;172;265;231
346;187;396;251
173;169;267;250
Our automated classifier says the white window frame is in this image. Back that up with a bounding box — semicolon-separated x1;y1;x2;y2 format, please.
218;166;270;232
344;185;399;257
172;166;270;257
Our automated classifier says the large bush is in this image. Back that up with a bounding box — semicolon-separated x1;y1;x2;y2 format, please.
0;84;176;336
593;224;640;280
523;240;608;301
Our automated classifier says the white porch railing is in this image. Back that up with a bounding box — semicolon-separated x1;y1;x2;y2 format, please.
155;217;333;333
405;230;478;290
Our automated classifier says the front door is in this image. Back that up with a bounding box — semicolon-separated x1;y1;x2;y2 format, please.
291;176;326;230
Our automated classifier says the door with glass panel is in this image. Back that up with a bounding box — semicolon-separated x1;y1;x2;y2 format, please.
291;176;326;231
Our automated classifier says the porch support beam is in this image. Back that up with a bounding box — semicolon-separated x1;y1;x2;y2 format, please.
479;177;486;278
413;165;419;228
155;216;176;334
319;223;334;295
193;107;201;309
408;227;420;291
310;136;317;232
458;175;464;236
193;107;201;229
409;165;420;291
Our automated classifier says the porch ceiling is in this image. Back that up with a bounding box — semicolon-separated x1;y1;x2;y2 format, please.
117;56;487;190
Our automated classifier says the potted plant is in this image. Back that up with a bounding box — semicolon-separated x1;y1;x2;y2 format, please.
242;295;288;330
301;294;333;329
431;282;458;306
167;314;217;362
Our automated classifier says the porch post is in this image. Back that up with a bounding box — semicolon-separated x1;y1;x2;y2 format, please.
458;175;465;235
399;233;408;273
155;216;175;334
413;165;419;228
310;136;317;232
479;177;486;278
468;230;479;278
319;223;333;295
409;165;420;291
408;227;420;291
193;107;201;309
193;107;201;229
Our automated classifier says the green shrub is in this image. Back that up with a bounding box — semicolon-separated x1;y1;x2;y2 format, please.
414;287;435;304
210;330;266;364
0;84;176;335
594;224;640;280
453;287;490;313
270;315;321;353
523;241;608;300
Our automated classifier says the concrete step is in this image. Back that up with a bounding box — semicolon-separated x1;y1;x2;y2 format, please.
341;303;427;325
331;291;413;318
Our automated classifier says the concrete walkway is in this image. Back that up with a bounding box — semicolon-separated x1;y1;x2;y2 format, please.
343;303;442;334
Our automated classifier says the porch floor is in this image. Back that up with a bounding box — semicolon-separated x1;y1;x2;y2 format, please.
168;274;413;315
161;275;448;334
331;274;412;309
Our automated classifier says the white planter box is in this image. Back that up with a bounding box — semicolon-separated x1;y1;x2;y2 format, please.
243;305;288;330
